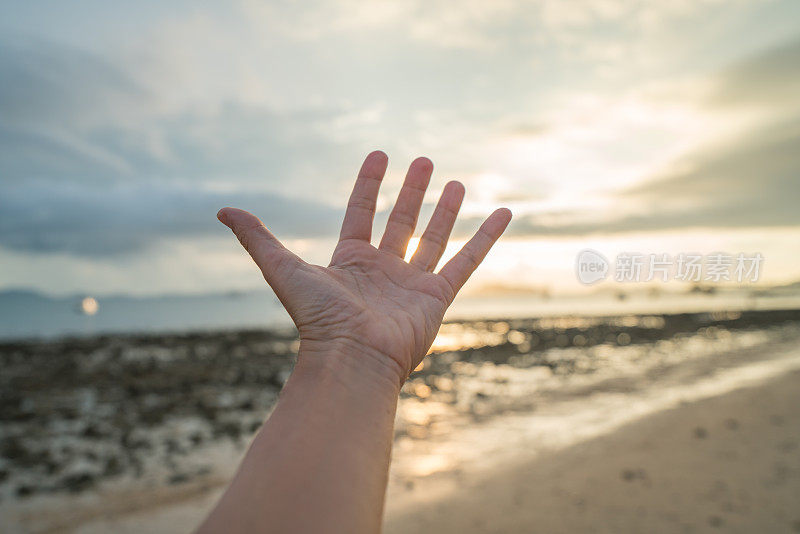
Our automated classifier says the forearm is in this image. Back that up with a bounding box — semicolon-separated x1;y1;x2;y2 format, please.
196;342;403;534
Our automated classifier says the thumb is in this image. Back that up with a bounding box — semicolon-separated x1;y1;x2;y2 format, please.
217;207;304;290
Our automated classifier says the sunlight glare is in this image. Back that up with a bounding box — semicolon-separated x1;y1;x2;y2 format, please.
404;237;421;262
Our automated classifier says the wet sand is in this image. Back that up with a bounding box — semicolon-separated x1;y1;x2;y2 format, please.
33;351;800;534
385;368;800;534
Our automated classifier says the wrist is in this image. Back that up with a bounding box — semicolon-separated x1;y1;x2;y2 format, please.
295;337;407;393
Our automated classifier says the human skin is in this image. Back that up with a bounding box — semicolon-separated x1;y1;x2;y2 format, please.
195;151;512;534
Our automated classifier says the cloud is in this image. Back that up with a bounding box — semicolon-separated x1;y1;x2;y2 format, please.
507;116;800;237
0;181;343;256
0;38;152;182
0;38;474;257
241;0;756;51
711;36;800;109
0;38;373;195
492;33;800;238
0;38;148;129
0;177;508;257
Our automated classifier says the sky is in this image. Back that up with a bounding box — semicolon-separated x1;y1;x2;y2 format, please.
1;0;799;296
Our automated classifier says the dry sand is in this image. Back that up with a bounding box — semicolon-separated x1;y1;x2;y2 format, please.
385;369;800;534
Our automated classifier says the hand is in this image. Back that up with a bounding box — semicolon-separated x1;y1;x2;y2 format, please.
218;151;511;384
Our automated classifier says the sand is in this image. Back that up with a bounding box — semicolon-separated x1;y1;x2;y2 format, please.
384;369;800;534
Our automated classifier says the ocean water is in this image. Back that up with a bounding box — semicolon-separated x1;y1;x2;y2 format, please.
0;291;291;340
1;288;799;341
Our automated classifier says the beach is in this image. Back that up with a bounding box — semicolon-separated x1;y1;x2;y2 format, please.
385;367;800;534
1;309;800;532
5;1;800;531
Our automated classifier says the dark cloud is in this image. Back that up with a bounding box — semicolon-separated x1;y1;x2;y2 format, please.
711;36;800;108
0;39;369;256
0;182;343;256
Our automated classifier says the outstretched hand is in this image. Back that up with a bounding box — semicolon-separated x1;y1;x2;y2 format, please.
218;151;511;384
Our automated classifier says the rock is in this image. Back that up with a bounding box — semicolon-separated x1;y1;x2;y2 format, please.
62;472;96;493
168;472;190;485
59;459;101;493
103;455;123;477
16;484;35;497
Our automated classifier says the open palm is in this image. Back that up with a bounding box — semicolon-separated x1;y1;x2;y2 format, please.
218;151;511;382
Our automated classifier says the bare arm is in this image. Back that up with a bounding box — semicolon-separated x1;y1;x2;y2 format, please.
196;151;511;534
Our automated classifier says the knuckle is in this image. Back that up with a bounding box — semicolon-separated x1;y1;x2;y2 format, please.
234;223;266;256
461;247;481;269
347;195;375;211
236;229;253;255
438;204;459;219
405;181;428;194
389;210;416;229
421;228;446;246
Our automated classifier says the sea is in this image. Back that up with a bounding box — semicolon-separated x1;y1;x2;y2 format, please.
1;287;799;341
